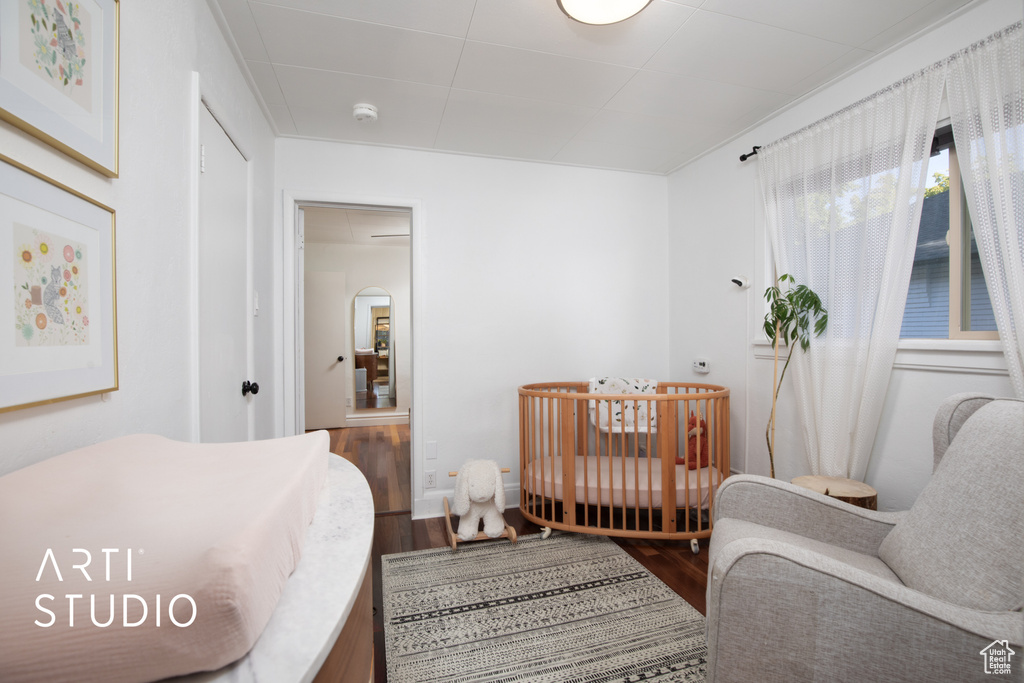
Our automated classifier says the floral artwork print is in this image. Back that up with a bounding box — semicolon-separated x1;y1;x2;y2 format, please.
23;0;91;109
13;223;89;347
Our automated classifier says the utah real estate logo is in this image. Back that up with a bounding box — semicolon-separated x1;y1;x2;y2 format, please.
980;640;1015;676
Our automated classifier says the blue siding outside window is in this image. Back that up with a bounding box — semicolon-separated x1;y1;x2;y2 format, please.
900;190;997;337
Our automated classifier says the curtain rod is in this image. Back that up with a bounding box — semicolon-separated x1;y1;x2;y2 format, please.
739;146;761;162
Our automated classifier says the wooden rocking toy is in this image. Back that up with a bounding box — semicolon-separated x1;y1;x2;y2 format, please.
442;464;517;551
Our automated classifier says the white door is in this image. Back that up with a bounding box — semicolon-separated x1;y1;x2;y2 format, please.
304;270;348;430
198;105;251;442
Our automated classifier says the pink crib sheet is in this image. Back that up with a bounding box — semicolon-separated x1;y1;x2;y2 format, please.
527;454;722;509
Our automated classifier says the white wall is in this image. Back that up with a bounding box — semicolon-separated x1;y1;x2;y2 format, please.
668;0;1020;511
305;244;411;415
0;1;276;474
277;141;669;517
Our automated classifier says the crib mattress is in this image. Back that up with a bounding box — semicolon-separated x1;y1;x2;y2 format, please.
0;431;328;683
526;455;722;509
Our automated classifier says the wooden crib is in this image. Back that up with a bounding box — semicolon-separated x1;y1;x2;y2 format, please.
518;381;730;552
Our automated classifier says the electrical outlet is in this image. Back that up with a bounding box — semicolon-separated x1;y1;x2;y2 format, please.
346;397;352;407
425;470;436;489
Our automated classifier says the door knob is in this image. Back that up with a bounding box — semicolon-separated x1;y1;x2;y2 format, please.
337;356;345;363
242;380;260;396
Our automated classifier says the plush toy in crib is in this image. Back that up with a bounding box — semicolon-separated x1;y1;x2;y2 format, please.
451;459;507;541
676;411;709;469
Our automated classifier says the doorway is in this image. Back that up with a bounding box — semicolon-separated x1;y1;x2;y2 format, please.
299;204;411;428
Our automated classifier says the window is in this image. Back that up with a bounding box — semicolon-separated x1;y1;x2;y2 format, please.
900;127;998;339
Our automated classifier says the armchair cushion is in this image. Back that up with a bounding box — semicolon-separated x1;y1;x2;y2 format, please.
878;399;1024;612
713;474;903;556
711;518;902;583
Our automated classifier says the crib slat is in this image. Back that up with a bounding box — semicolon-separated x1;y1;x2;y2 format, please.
519;394;527;511
658;394;678;534
645;402;654;532
576;397;587;458
693;400;702;532
518;394;522;505
560;396;577;527
526;394;536;518
618;405;627;529
537;394;544;519
685;399;692;533
585;395;595;528
541;394;548;521
524;394;531;516
548;397;555;522
722;393;731;474
633;402;641;531
708;396;716;532
684;393;692;532
599;398;612;530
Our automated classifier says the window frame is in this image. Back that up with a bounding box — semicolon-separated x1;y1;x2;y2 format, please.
946;144;998;340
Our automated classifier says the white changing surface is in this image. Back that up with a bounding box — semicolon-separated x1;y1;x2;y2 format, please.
0;433;372;683
175;456;373;683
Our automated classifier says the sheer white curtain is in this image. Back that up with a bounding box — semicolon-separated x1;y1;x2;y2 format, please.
760;64;946;480
947;22;1024;396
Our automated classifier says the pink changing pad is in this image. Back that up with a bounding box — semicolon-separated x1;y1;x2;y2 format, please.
0;432;328;683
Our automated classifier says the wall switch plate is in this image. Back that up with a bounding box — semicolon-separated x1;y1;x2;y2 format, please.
346;397;352;407
425;470;436;489
426;441;437;460
693;358;710;374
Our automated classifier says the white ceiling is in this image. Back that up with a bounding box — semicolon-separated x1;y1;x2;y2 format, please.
303;206;411;245
211;0;974;174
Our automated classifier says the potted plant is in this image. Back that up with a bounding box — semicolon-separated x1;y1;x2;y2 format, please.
763;273;828;478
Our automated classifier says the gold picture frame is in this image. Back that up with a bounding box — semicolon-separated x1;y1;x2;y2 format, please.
1;153;117;412
0;0;119;177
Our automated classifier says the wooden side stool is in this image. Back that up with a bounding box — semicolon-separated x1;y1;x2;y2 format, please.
791;475;877;510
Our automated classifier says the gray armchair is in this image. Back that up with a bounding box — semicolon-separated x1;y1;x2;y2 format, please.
706;393;1023;682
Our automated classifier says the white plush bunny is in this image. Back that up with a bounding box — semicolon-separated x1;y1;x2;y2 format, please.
451;460;507;541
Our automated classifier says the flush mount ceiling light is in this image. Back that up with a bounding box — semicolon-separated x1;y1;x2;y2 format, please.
557;0;652;25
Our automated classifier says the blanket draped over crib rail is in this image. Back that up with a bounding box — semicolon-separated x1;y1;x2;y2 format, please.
519;381;730;543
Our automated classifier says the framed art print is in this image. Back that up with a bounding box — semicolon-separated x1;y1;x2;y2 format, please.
0;153;117;411
0;0;119;177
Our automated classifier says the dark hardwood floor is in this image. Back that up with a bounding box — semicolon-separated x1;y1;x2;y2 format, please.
328;424;411;515
325;424;710;683
355;381;395;410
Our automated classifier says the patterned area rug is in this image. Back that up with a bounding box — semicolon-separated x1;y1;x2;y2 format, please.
382;532;707;682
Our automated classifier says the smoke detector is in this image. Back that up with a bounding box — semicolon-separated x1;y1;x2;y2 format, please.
353;103;378;123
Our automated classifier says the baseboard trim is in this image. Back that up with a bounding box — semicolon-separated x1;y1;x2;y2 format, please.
346;411;410;427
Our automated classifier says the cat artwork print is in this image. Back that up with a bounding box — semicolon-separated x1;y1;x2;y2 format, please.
13;223;89;347
18;0;93;112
